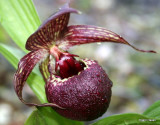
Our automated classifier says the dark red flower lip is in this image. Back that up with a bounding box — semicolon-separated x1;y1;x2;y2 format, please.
45;58;112;121
14;1;156;108
46;58;97;84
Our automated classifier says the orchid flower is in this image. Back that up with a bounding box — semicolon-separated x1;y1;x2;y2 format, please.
14;3;156;121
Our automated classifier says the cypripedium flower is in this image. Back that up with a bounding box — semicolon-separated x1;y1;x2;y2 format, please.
14;3;156;121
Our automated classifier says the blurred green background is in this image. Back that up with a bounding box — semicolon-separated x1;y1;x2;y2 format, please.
0;0;159;125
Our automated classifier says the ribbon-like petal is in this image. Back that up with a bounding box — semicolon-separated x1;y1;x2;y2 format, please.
14;49;62;108
39;55;51;82
59;25;156;53
26;3;80;51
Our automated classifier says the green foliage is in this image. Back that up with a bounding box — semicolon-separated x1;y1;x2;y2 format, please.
0;0;159;125
0;44;24;69
25;107;83;125
0;0;40;52
143;100;160;119
92;113;160;125
91;101;160;125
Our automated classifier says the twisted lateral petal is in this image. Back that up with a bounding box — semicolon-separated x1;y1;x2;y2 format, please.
39;55;50;82
26;3;80;51
59;25;156;53
14;49;62;108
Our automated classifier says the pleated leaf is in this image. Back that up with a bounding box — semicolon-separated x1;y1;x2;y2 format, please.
0;0;41;52
92;113;160;125
25;107;84;125
143;100;160;119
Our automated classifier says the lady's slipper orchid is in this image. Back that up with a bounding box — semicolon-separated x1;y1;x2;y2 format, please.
14;3;156;121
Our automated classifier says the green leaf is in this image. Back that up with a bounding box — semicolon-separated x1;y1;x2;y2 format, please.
92;113;160;125
0;25;9;43
0;43;24;68
0;0;41;52
25;108;60;125
25;110;49;125
25;107;84;125
143;100;160;119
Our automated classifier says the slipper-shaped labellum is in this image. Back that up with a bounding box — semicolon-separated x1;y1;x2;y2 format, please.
14;3;156;121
